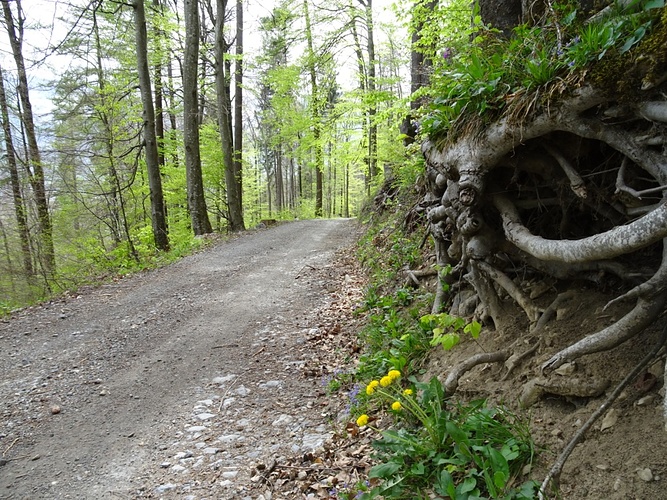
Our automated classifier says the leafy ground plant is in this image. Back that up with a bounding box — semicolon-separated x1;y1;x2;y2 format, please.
349;374;538;499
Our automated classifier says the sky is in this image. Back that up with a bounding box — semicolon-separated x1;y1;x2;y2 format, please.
0;0;404;118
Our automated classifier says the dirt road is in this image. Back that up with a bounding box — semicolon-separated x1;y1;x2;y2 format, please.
0;219;361;499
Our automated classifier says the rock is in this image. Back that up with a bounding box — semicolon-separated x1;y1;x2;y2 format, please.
172;464;186;472
222;470;238;479
260;380;282;389
272;414;293;427
235;385;251;397
50;405;61;415
212;374;236;385
218;434;240;444
302;433;332;451
556;307;569;321
637;468;653;482
195;412;215;421
600;409;618;431
636;394;656;406
554;362;576;376
160;462;171;468
203;447;219;455
155;483;177;493
649;359;665;379
613;477;622;491
186;425;207;433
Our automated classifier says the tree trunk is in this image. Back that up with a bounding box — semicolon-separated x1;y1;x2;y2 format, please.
133;0;169;250
401;0;437;145
234;0;244;213
303;0;324;217
92;7;139;260
184;0;213;235
358;0;379;184
0;65;32;276
215;0;245;231
152;0;166;170
2;0;55;276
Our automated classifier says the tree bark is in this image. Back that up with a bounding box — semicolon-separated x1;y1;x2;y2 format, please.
303;0;324;217
133;0;169;251
0;65;32;276
233;0;244;215
183;0;213;235
215;0;245;231
2;0;55;276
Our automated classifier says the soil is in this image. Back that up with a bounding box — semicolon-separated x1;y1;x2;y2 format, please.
1;218;666;499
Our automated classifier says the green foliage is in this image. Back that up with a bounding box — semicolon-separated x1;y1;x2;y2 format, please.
346;376;537;500
417;0;665;139
420;313;482;351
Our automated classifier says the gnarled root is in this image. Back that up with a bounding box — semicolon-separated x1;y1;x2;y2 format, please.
542;293;667;374
444;350;508;394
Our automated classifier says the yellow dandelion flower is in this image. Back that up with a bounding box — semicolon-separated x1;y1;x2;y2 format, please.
388;369;401;380
366;380;380;395
356;414;369;427
380;376;392;387
403;388;413;396
391;401;402;411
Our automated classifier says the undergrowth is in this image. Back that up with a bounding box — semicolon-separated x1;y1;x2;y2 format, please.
339;184;538;499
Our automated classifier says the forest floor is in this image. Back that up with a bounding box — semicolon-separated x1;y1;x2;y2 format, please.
1;218;666;499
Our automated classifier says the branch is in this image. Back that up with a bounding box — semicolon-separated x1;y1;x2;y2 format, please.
638;101;667;123
494;194;667;263
605;241;667;309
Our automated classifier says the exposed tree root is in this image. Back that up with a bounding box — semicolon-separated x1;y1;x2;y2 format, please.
444;350;508;394
538;324;667;499
502;291;575;380
542;293;667;373
494;194;667;264
421;65;667;402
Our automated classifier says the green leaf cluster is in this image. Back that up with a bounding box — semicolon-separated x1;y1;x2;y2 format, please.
418;0;665;140
357;378;537;500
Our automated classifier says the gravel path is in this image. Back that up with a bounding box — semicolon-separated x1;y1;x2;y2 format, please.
0;219;361;499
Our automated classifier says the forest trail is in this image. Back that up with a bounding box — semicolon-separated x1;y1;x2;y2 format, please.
0;218;362;499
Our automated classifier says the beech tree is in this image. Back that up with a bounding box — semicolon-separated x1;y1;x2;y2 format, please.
214;0;245;231
0;66;32;277
302;0;324;217
183;0;213;235
1;0;55;277
133;0;170;250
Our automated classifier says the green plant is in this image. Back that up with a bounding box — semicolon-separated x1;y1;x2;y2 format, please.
418;0;665;140
355;375;537;499
420;312;482;351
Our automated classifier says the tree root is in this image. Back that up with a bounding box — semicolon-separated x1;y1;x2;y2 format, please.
605;242;667;310
542;293;667;373
476;260;541;324
494;194;667;264
538;324;667;499
501;291;575;381
444;350;508;394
